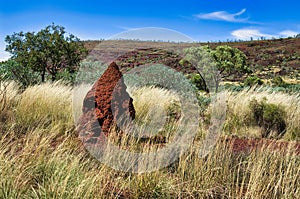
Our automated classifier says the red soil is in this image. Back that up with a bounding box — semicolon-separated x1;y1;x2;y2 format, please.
115;48;199;75
224;137;300;155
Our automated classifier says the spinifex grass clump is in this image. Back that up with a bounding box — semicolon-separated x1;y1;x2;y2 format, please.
14;82;74;134
0;81;19;133
0;81;18;113
272;76;287;87
128;86;181;141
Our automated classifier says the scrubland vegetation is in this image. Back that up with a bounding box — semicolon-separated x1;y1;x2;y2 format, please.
0;82;299;198
0;24;299;198
224;87;300;140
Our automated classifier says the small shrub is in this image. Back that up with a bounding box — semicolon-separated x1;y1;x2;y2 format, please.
272;76;286;87
0;59;41;89
249;98;286;138
244;76;263;87
56;69;77;84
75;60;107;84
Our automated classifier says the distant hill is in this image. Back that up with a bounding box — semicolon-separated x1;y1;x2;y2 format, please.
83;38;300;83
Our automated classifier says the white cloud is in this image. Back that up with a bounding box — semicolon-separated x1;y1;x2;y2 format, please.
231;29;275;40
0;39;11;62
0;51;11;62
196;9;248;23
279;30;298;37
0;45;11;62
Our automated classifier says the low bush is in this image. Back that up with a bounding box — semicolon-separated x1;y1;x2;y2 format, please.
249;98;286;138
0;59;40;89
243;75;263;87
75;60;107;84
272;76;286;87
223;88;299;140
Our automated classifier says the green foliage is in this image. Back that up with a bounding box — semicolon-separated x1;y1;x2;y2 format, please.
222;83;245;92
181;46;219;92
181;45;250;92
0;59;40;88
211;45;250;77
272;76;286;87
243;75;263;87
5;23;87;86
196;93;211;115
75;60;107;84
249;98;286;137
124;64;196;98
55;69;77;84
284;127;300;141
188;73;207;91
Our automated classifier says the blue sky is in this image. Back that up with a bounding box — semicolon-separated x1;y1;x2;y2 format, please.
1;0;300;61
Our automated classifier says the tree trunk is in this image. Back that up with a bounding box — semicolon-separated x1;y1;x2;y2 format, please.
41;68;46;82
51;72;56;82
198;72;209;93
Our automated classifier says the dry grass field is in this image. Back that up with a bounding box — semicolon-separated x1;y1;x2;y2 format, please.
0;82;299;198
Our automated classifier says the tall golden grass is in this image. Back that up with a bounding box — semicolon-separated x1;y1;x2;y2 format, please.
224;87;300;140
0;82;299;198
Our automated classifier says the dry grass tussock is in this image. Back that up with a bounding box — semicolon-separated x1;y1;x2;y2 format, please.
14;82;74;134
0;81;18;111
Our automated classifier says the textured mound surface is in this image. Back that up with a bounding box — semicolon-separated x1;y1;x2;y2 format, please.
78;62;135;144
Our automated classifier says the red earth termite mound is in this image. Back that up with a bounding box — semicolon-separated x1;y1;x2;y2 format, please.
77;62;135;144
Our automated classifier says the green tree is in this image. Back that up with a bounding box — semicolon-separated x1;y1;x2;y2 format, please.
181;45;250;92
181;46;221;92
5;23;87;83
210;45;250;77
